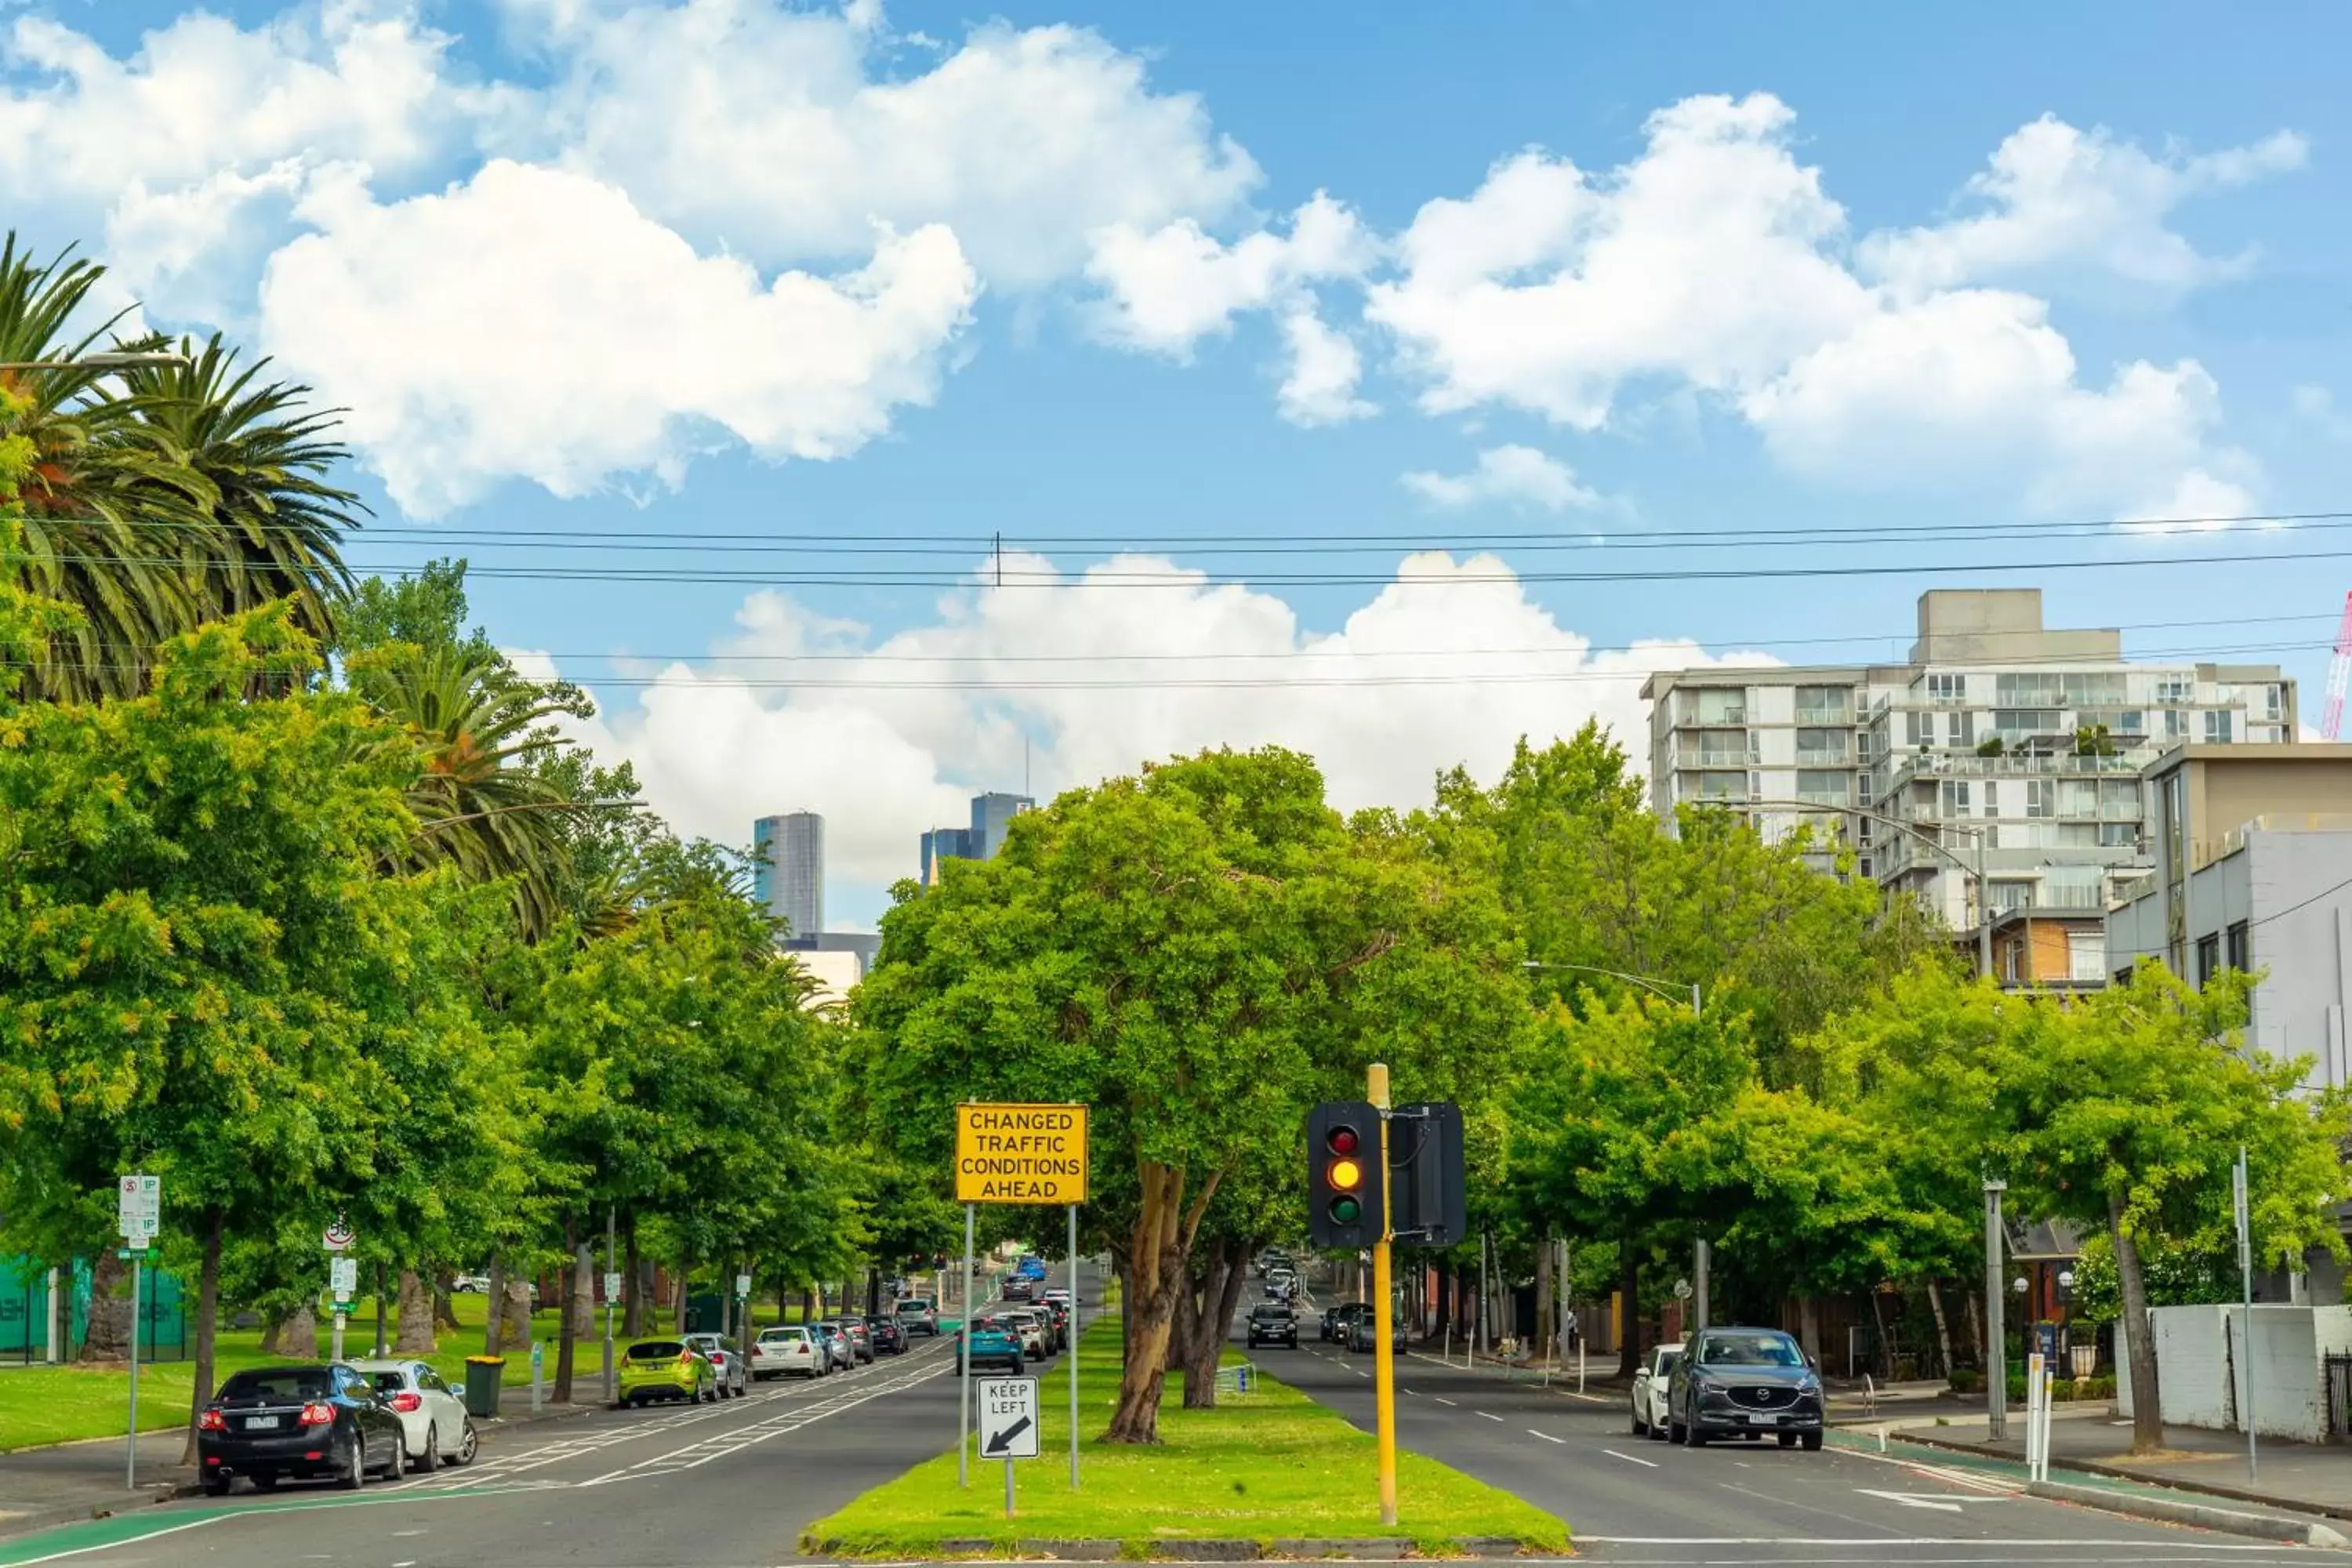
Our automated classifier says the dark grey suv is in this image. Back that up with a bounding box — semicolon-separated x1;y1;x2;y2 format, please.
1664;1327;1824;1450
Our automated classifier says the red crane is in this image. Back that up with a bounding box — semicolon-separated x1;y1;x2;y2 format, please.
2325;592;2352;740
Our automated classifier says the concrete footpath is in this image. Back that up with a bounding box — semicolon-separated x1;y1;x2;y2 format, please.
0;1396;593;1543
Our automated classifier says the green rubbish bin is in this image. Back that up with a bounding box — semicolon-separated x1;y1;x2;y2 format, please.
464;1356;506;1418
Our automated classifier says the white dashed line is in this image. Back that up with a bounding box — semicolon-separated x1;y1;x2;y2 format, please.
1602;1447;1660;1468
1475;1410;1504;1421
1529;1429;1566;1443
1434;1397;1457;1406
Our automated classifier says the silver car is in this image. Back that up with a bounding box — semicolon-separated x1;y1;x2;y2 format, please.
681;1334;750;1398
750;1325;826;1380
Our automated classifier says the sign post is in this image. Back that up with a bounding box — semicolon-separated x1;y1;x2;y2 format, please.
979;1375;1040;1519
953;1103;1090;1494
322;1215;355;1364
1368;1065;1397;1529
2235;1147;2257;1482
116;1175;158;1491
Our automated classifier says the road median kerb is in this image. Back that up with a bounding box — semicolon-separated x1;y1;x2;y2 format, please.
2024;1479;2352;1551
803;1537;1554;1560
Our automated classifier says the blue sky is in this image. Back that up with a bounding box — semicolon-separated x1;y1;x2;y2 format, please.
9;0;2350;924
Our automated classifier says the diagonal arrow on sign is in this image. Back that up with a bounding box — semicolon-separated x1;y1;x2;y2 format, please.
984;1415;1033;1457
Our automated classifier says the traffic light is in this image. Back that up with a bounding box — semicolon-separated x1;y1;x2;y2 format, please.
1306;1102;1385;1249
1386;1102;1467;1248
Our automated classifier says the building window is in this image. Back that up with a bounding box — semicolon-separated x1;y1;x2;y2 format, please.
1796;770;1852;806
2163;709;2187;739
2197;933;2220;986
1947;710;1976;747
1928;673;1965;705
2155;677;2192;704
1795;685;1851;724
1796;728;1849;765
1858;857;1872;878
2204;710;2233;744
1940;780;1972;816
2226;920;2250;972
1681;688;1748;724
2025;779;2054;818
2068;931;2107;983
2114;966;2136;987
1985;782;2000;818
2265;684;2284;720
1997;673;2064;707
2100;822;2138;848
2004;940;2022;984
2047;866;2103;908
1990;880;2032;914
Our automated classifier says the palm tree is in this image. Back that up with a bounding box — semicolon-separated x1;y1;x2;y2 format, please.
0;234;361;699
349;641;590;941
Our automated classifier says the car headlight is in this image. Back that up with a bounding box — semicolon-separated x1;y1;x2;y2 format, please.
1798;1377;1822;1396
1693;1377;1731;1405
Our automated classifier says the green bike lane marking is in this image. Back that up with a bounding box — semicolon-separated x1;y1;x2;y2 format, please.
0;1483;546;1566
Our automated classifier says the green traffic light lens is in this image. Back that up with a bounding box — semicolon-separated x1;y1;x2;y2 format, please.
1329;1196;1360;1224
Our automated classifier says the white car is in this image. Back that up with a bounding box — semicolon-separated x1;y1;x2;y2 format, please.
1630;1342;1683;1440
682;1334;750;1398
346;1358;478;1471
751;1326;826;1380
450;1274;492;1294
997;1309;1051;1360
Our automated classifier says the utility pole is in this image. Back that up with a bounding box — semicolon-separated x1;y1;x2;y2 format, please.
603;1207;617;1407
1370;1062;1399;1528
1693;1239;1710;1335
1984;1178;2009;1441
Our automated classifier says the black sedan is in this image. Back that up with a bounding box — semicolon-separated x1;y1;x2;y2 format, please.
197;1363;411;1494
1664;1326;1825;1450
1245;1303;1299;1348
866;1316;906;1355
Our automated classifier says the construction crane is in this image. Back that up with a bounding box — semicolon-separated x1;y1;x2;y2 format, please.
2327;591;2352;740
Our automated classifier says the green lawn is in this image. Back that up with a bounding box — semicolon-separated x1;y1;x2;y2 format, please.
804;1323;1567;1557
0;1286;838;1452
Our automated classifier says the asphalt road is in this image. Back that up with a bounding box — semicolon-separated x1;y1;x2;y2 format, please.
1262;1289;2321;1568
1;1283;1076;1568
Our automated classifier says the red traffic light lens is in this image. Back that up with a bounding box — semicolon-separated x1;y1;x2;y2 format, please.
1326;1126;1359;1156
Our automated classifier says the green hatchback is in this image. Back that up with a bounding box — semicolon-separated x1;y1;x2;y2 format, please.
615;1339;717;1406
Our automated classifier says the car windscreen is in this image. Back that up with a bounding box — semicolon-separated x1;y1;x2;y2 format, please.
628;1341;684;1359
1656;1348;1682;1369
761;1328;807;1342
1250;1305;1289;1319
900;1299;931;1311
220;1368;336;1401
364;1370;410;1390
1696;1332;1804;1367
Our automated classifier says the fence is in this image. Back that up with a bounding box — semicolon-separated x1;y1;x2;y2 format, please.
1;1261;50;1364
2326;1352;2352;1440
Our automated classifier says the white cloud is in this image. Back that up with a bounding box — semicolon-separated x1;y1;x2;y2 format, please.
1860;117;2307;298
550;551;1753;905
1402;445;1597;512
523;2;1260;287
1275;306;1375;426
1085;192;1373;354
260;159;976;514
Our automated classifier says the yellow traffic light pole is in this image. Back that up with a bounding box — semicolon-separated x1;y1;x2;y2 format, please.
1368;1062;1399;1527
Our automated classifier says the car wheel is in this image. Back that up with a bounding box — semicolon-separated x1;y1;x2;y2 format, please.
1632;1407;1647;1436
249;1470;279;1492
340;1434;367;1491
1800;1432;1824;1452
382;1432;405;1481
416;1424;439;1473
1666;1412;1686;1444
1684;1407;1709;1447
456;1419;479;1465
201;1472;232;1497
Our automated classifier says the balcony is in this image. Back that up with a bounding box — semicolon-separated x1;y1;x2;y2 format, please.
1675;742;1759;768
1795;706;1852;727
1795;746;1852;768
1880;748;2151;797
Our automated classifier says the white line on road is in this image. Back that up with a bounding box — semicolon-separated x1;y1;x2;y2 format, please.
1602;1446;1660;1468
1433;1397;1457;1406
1528;1429;1566;1443
1475;1410;1504;1421
1856;1487;1965;1513
1572;1538;2299;1549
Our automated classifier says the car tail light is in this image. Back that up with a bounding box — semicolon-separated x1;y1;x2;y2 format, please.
678;1351;694;1365
198;1408;226;1432
298;1402;335;1427
390;1392;422;1413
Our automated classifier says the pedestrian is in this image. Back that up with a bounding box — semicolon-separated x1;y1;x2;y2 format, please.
1563;1306;1580;1353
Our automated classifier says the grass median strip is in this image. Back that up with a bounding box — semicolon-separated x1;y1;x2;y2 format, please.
803;1323;1567;1558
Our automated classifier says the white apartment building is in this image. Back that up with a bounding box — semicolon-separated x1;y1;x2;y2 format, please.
1642;590;2296;975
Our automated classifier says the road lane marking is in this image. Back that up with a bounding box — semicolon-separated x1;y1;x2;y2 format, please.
1602;1446;1660;1468
1475;1410;1504;1421
1529;1428;1566;1443
1857;1488;1965;1513
1433;1397;1457;1406
1571;1538;2299;1549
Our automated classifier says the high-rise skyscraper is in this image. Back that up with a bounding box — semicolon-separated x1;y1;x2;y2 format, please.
970;791;1033;861
751;811;824;939
920;826;973;884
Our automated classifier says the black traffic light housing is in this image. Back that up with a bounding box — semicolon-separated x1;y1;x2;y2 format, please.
1306;1102;1385;1249
1386;1102;1467;1248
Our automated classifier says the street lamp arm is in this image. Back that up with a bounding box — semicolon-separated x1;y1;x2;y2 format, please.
1522;960;1699;1013
1738;797;1994;978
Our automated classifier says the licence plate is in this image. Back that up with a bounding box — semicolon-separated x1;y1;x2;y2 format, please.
245;1415;280;1430
1748;1412;1782;1425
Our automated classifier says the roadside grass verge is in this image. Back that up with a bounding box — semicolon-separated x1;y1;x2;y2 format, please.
803;1323;1566;1557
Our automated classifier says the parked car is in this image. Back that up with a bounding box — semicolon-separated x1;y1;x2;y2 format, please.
1323;1302;1367;1343
346;1358;478;1472
866;1316;906;1356
998;1308;1051;1361
814;1321;854;1373
1346;1308;1403;1354
1628;1342;1683;1439
450;1274;492;1294
1039;1287;1074;1310
752;1325;826;1380
1256;1250;1293;1279
954;1315;1026;1376
1000;1275;1035;1303
1015;1254;1049;1281
1038;1299;1070;1350
1664;1327;1824;1450
897;1297;940;1336
615;1339;717;1406
839;1319;875;1364
196;1363;410;1494
1265;1268;1298;1300
682;1334;750;1398
1245;1303;1299;1349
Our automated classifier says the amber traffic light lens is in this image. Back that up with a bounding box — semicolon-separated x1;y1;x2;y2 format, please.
1327;1156;1363;1192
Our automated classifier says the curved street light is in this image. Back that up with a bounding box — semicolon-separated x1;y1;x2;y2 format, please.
1730;796;1994;978
1520;960;1699;1015
0;350;194;372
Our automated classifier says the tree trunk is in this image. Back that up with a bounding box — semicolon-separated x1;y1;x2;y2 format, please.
1797;1296;1822;1363
1178;1238;1247;1409
1105;1158;1222;1443
1535;1231;1555;1364
395;1271;437;1354
79;1247;132;1362
557;1221;584;1403
499;1279;532;1355
1866;1288;1893;1379
2111;1192;2165;1456
180;1212;223;1466
623;1219;645;1337
1962;1282;1984;1370
1615;1237;1641;1378
485;1258;508;1356
570;1243;595;1341
267;1302;316;1358
433;1270;463;1333
1926;1278;1955;1380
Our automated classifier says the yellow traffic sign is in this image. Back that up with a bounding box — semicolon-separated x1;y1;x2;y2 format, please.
955;1103;1088;1204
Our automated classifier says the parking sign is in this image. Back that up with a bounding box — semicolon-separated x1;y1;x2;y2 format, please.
115;1175;160;1242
